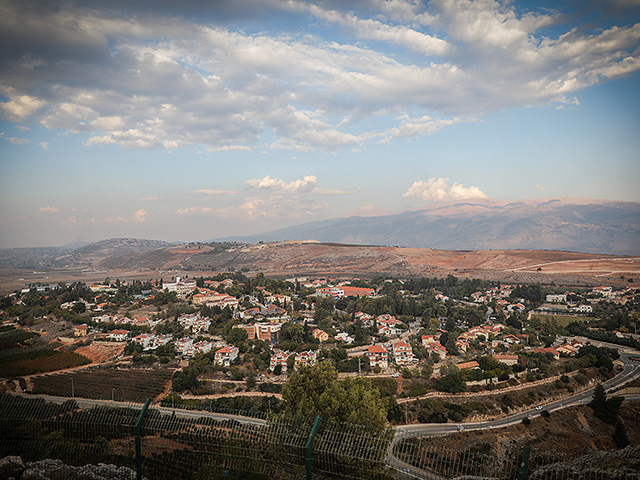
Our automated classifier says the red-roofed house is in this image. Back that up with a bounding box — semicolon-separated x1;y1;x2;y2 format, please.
457;360;480;370
426;342;447;361
392;341;414;365
368;345;389;369
312;328;330;342
533;347;560;360
215;345;239;366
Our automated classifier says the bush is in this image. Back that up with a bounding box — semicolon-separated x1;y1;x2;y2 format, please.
540;410;550;418
522;417;531;426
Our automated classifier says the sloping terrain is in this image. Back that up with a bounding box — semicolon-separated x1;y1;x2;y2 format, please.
218;198;640;255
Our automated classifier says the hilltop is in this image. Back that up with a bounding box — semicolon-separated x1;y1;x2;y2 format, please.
1;239;638;293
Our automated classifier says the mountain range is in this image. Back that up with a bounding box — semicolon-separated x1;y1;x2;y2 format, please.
217;197;640;255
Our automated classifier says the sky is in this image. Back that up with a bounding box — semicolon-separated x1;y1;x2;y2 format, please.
1;0;639;248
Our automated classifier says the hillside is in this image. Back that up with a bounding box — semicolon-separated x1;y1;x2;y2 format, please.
217;198;640;256
1;239;638;293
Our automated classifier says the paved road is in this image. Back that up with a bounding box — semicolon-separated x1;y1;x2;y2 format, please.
387;347;640;477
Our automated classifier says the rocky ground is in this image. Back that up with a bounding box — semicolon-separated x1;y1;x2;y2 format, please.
0;456;145;480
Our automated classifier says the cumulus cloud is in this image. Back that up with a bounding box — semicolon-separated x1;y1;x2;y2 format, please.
213;174;348;219
246;175;319;194
0;0;638;151
39;206;59;214
403;178;488;202
39;141;49;149
175;206;213;215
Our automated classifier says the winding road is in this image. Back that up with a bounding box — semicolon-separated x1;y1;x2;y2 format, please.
387;344;640;478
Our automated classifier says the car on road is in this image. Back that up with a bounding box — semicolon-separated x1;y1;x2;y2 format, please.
458;425;464;431
535;406;543;411
391;373;399;378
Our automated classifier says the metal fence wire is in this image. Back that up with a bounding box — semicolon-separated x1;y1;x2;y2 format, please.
1;394;639;480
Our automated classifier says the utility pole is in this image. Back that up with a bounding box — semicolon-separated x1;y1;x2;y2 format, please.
171;387;174;408
112;388;115;401
358;357;361;375
71;378;74;398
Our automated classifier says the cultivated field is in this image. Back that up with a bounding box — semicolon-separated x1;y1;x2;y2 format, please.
31;367;174;403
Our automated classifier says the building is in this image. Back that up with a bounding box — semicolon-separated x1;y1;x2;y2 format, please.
493;354;518;366
392;341;414;365
426;342;447;361
74;325;89;337
457;360;480;370
368;345;389;369
214;345;239;366
254;322;282;343
107;329;129;342
312;329;330;342
546;294;567;303
295;350;317;367
421;335;437;347
270;350;294;373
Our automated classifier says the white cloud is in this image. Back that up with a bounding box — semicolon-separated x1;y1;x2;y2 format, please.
534;184;545;191
0;1;638;151
213;174;349;219
175;206;213;215
102;209;148;223
39;206;59;214
6;136;30;145
246;175;318;194
138;196;165;201
191;189;237;196
39;141;49;149
403;178;488;202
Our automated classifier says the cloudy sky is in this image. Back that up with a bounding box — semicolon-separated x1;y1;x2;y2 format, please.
1;0;639;248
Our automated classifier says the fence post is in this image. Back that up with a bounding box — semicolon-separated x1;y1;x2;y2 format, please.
517;445;531;480
135;399;151;480
305;415;322;480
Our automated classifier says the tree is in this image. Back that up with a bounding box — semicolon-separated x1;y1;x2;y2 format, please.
613;419;629;447
590;383;624;424
437;371;466;393
282;362;388;428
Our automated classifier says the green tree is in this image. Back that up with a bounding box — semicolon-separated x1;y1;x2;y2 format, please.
282;362;387;428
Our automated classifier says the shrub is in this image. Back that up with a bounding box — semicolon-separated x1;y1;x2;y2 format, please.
522;417;531;426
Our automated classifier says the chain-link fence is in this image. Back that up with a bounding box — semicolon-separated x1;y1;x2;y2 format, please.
1;393;639;480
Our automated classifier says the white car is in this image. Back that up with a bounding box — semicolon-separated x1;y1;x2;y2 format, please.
535;406;543;411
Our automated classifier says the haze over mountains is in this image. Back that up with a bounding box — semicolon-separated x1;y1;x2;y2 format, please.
218;198;640;256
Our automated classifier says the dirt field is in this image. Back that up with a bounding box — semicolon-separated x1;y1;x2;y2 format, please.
74;343;125;364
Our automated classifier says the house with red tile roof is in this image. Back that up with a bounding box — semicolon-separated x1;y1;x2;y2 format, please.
368;345;389;369
392;341;414;365
214;345;239;366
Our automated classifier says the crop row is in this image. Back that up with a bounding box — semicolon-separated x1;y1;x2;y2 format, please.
32;368;173;403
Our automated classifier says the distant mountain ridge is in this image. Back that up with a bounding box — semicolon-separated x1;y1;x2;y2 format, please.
217;198;640;255
0;238;172;269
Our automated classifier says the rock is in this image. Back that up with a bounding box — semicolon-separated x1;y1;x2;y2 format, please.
0;455;26;478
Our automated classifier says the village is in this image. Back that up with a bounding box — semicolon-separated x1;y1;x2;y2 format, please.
3;272;638;402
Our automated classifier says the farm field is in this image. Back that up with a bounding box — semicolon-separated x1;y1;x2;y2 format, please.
31;367;174;403
530;313;592;326
0;350;91;377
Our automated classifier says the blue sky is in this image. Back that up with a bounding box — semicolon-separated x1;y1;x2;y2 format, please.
1;0;639;248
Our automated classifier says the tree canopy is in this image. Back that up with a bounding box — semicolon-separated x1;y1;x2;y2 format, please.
281;361;388;428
